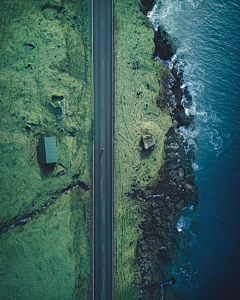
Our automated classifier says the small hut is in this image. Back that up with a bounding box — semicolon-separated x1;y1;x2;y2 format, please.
39;137;57;164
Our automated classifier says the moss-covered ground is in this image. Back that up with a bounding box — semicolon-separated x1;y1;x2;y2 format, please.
0;0;176;298
0;0;92;299
114;0;172;298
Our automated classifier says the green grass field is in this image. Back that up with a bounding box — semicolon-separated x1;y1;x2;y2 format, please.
114;0;172;298
0;1;92;299
1;0;174;298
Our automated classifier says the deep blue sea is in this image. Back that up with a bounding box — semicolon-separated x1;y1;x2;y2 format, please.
148;1;240;299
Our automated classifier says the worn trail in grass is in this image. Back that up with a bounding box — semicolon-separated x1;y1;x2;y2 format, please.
114;0;172;298
0;0;92;298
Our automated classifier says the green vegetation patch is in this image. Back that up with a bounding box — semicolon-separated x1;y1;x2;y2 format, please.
0;0;92;298
0;0;92;225
0;189;92;300
114;0;172;298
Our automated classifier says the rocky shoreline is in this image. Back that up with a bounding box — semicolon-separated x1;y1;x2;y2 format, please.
132;1;199;299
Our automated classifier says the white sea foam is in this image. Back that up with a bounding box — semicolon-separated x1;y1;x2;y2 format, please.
174;214;202;287
176;216;185;232
192;162;199;171
176;211;198;247
147;0;227;157
148;0;183;33
178;126;198;155
171;255;202;289
209;129;223;152
180;83;186;89
178;259;202;288
148;1;239;298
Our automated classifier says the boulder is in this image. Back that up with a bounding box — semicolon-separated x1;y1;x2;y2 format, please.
142;135;156;151
140;0;156;15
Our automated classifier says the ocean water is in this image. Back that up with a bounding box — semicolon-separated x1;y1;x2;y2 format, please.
148;1;240;299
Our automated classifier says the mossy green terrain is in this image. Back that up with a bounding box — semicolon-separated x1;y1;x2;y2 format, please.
114;0;172;298
0;190;91;299
0;0;92;299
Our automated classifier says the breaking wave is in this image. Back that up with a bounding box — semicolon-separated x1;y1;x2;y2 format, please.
148;0;232;158
147;1;240;299
172;257;202;288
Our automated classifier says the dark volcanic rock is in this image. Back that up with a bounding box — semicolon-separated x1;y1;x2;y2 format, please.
132;3;199;299
135;123;198;296
140;0;156;15
154;26;176;60
159;66;193;128
135;48;198;300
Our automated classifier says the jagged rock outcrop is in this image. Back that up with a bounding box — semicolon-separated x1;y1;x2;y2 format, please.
134;18;198;299
135;73;198;297
140;0;156;15
154;26;176;60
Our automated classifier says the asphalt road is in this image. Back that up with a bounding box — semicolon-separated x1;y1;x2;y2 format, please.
93;0;113;299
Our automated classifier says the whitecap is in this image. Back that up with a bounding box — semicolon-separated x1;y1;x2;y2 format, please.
188;205;194;211
209;129;223;155
180;83;187;89
192;162;199;171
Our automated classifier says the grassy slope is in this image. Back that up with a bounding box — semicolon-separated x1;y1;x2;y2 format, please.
0;0;92;226
114;0;172;298
0;0;92;299
0;189;91;299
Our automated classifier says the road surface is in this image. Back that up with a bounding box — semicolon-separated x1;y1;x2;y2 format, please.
93;0;113;299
